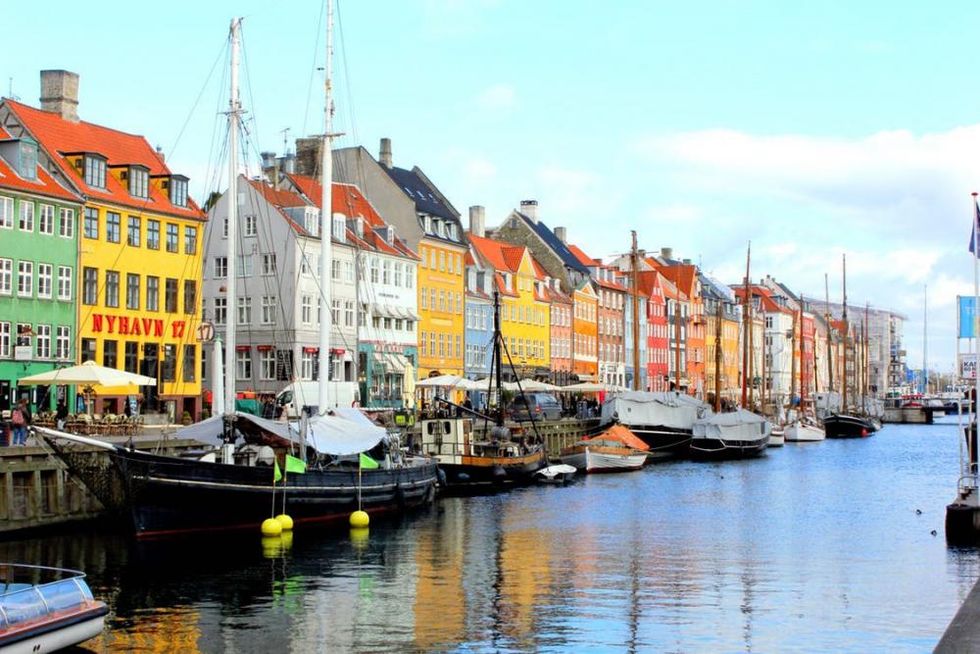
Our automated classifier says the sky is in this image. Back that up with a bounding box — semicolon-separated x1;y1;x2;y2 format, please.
4;0;978;376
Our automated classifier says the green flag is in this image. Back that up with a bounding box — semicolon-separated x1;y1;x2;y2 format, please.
359;453;379;470
274;460;282;483
285;454;307;474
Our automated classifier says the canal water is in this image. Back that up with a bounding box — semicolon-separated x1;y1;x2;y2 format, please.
2;418;978;652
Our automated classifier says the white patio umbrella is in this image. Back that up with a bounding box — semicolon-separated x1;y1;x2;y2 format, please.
559;381;627;393
416;374;478;390
18;360;157;387
515;379;560;392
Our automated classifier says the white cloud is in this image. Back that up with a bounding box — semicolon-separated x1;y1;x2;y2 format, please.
475;84;516;112
462;157;498;185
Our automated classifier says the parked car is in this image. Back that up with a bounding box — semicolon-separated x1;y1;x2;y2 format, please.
506;392;563;422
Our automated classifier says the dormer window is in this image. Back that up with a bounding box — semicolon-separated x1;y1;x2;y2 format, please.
129;166;149;198
447;223;457;241
422;215;432;234
84;155;106;189
170;175;188;207
332;214;346;242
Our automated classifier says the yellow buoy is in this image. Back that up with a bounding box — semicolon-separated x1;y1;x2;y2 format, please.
261;517;283;536
275;513;294;531
349;509;370;528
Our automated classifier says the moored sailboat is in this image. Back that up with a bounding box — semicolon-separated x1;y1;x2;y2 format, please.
689;409;770;460
560;424;649;473
37;10;438;538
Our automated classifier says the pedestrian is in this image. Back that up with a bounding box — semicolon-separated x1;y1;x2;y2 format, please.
56;400;69;431
11;399;30;446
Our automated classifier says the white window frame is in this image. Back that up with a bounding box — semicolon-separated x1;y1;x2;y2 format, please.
59;207;75;238
0;196;12;229
19;201;34;232
35;324;51;358
56;326;70;359
38;204;54;234
17;261;33;297
37;263;52;298
0;259;11;295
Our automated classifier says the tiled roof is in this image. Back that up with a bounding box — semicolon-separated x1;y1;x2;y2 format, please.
4;100;204;220
0;127;81;203
519;214;590;275
567;243;598;268
469;233;525;273
383;165;457;221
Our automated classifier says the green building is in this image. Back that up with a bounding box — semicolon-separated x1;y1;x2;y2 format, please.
0;130;83;414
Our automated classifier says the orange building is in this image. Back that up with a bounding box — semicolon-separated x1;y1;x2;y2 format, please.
571;281;598;381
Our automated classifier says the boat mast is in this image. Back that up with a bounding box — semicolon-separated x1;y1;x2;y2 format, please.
864;303;870;409
842;254;849;412
824;273;832;394
714;294;722;412
630;230;641;391
674;301;682;392
224;18;242;417
789;308;797;418
493;290;504;426
318;0;335;412
741;242;751;408
923;284;928;395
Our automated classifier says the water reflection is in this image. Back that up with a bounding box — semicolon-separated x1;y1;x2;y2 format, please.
0;420;977;652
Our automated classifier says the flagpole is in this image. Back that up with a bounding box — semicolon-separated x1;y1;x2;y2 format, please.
973;193;979;455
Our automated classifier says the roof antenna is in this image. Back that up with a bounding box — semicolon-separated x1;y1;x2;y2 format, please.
7;77;20;101
281;127;291;154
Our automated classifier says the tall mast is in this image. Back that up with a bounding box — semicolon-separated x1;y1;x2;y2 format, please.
789;308;797;416
741;242;751;407
825;273;832;394
224;18;242;416
317;0;335;411
674;301;682;392
630;231;641;391
714;295;722;412
493;291;503;426
842;254;849;411
864;303;870;407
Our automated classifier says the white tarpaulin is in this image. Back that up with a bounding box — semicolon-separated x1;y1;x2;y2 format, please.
601;391;709;430
305;408;387;455
693;409;770;441
175;412;296;447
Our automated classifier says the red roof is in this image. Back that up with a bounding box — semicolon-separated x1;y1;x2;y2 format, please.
5;100;204;220
0;128;80;203
469;233;525;273
567;243;597;268
652;261;697;298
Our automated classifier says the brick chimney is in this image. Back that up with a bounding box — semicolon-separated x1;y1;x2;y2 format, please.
660;247;673;261
40;70;79;122
469;205;485;237
294;137;321;177
520;199;538;223
554;226;567;244
379;137;392;168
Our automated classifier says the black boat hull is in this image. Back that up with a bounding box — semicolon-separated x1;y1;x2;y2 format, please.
104;448;438;538
437;450;548;494
688;437;768;461
823;414;874;439
621;425;693;460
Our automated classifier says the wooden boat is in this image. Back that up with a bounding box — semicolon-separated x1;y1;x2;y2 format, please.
0;563;107;653
784;417;826;442
600;391;708;459
689;409;770;460
560;424;649;473
823;413;875;438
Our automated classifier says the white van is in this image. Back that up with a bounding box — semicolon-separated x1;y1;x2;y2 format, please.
275;381;360;418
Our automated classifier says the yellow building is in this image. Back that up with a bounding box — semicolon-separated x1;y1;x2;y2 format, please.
417;238;467;378
468;234;550;378
6;74;206;419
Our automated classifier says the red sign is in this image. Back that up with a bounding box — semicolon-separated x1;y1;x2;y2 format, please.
90;313;187;338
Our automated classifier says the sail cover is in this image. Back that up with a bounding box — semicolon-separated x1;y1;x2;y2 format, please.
692;409;770;440
175;412;294;447
601;391;708;430
305;408;387;455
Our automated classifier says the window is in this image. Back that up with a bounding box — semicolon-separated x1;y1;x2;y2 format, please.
162;344;176;382
84;155;106;188
56;326;70;360
0;259;11;294
0;322;8;357
37;264;52;298
38;205;54;234
237;349;253;379
394;262;403;286
105;270;119;307
370;258;379;283
166;224;178;252
344;300;355;327
84;207;99;238
183;345;196;382
83;267;98;305
406;266;414;289
238;255;252;277
331;299;341;324
17;261;32;297
301;296;312;324
58;267;72;301
237;297;251;325
105;212;121;243
420;287;428;309
262;254;276;275
59;208;75;238
19;201;34;231
439;251;445;272
129;166;149;198
244;214;257;236
420;331;427;356
127;216;141;246
81;338;96;363
185;226;197;255
171;176;188;207
344;260;354;283
36;325;51;359
213;257;228;278
332;259;341;280
301;351;314;380
121;341;139;373
165;278;178;313
147;220;160;249
103;339;118;369
125;273;140;309
183;280;196;314
0;196;12;228
146;276;159;311
260;350;276;380
262;296;276;324
214;297;227;325
382;260;391;284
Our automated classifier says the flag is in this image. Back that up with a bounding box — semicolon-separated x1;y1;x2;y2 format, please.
359;453;379;470
285;454;307;474
970;202;980;255
274;460;282;483
960;296;977;338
